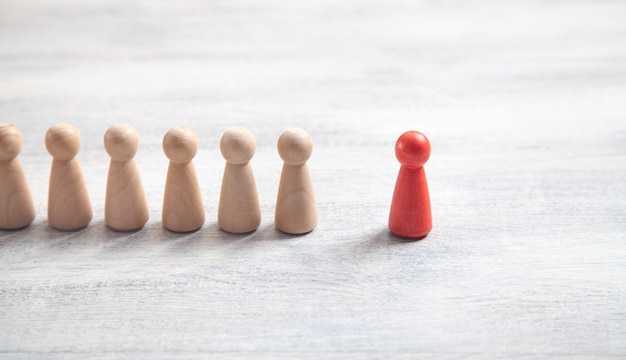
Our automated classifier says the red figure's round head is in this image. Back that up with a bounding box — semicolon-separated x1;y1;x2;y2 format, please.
395;130;430;167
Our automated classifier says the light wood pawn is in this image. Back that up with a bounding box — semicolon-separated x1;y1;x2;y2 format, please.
45;123;92;230
104;123;149;232
218;127;261;233
162;126;204;232
275;128;317;234
0;123;35;230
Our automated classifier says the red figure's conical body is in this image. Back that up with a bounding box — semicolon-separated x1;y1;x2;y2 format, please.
389;131;432;239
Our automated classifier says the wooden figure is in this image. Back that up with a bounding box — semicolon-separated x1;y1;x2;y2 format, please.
45;123;93;230
162;126;204;232
275;128;317;234
104;123;149;232
218;127;260;233
388;130;432;239
0;123;35;230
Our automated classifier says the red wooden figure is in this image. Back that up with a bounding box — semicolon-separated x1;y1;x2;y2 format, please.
388;130;432;239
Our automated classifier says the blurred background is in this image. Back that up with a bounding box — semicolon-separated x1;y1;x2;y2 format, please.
2;0;625;223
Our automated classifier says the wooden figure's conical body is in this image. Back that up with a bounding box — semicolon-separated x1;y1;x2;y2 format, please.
388;131;432;239
162;127;204;232
104;124;149;232
275;128;317;234
0;124;35;230
45;123;92;231
218;127;260;234
163;162;204;232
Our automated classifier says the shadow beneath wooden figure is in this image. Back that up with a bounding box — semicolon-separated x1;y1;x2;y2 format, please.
202;222;311;246
143;220;193;240
0;221;36;237
13;220;112;250
92;220;162;251
0;220;48;246
158;221;214;251
251;224;312;242
209;223;263;245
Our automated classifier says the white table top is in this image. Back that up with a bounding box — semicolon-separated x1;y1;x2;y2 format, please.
1;0;625;358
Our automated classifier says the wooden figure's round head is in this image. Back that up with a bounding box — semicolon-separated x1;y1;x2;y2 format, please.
0;123;23;161
395;130;430;167
45;123;81;161
163;126;198;164
104;123;139;162
220;127;256;165
277;128;313;166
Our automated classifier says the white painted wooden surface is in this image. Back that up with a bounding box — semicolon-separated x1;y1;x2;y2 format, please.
1;0;625;358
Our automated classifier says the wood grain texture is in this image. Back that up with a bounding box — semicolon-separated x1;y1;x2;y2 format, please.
104;159;149;232
45;123;93;231
218;127;261;234
47;158;93;231
161;126;204;233
0;0;625;358
104;124;149;232
0;123;35;229
0;157;35;230
275;128;317;234
217;162;261;234
162;160;204;233
275;163;317;234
